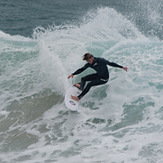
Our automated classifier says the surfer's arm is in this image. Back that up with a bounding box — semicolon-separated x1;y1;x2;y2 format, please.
106;60;123;68
104;59;128;71
72;64;89;75
68;64;89;79
72;67;85;75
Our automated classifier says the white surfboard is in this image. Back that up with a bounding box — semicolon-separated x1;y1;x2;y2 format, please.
64;86;82;111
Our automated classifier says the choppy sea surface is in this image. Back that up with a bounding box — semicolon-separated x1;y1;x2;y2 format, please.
0;0;163;162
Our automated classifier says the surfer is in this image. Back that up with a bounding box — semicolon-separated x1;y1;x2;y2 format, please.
68;53;128;101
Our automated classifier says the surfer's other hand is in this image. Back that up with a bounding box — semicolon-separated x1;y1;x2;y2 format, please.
68;74;74;79
123;67;128;71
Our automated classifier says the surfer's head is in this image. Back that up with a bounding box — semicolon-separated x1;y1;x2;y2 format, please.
83;53;94;64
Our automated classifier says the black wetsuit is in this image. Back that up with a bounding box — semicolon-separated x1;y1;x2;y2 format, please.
72;57;123;99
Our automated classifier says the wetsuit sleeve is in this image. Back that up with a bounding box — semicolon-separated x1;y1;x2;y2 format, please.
104;59;123;68
72;63;89;75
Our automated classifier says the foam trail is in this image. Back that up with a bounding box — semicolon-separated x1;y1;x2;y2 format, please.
37;39;70;94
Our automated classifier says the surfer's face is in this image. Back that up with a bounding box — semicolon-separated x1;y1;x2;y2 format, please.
87;57;94;64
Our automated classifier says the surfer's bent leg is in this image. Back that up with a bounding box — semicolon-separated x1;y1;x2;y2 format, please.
78;79;108;100
80;74;99;90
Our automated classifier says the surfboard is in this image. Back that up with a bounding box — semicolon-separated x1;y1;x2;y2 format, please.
64;86;82;111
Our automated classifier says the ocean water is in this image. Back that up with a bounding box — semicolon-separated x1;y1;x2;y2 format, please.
0;0;163;163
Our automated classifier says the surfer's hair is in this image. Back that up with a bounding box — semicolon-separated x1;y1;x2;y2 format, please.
83;53;93;60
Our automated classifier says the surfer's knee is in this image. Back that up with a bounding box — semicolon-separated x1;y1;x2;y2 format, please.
81;76;86;82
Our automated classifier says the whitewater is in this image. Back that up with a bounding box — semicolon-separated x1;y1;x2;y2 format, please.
0;7;163;163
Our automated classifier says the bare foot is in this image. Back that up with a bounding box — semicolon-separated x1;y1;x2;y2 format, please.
73;83;82;90
71;95;79;101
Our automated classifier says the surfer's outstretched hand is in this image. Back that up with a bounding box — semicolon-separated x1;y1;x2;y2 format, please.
68;74;74;79
122;67;128;71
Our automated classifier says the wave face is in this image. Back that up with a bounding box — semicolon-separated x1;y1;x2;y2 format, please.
0;7;163;163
